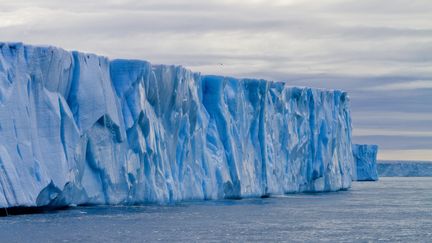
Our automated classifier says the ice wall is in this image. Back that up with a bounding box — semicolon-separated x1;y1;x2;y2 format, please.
0;43;354;208
352;144;378;181
378;161;432;177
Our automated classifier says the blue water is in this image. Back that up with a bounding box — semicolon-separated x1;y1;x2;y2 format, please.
1;177;432;242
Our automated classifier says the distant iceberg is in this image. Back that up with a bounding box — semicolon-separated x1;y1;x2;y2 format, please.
0;43;354;208
352;144;379;181
378;161;432;177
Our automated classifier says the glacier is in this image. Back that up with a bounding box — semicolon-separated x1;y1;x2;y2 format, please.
352;144;378;181
0;42;354;209
378;161;432;177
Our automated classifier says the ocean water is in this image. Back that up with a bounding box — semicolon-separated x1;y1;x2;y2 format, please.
1;177;431;242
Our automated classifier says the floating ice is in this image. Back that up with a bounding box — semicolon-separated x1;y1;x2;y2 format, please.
378;161;432;177
0;43;354;208
352;144;379;181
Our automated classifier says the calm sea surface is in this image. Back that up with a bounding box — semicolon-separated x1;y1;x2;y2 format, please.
1;177;431;242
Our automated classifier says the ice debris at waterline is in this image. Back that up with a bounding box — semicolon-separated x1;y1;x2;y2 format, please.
0;42;354;208
352;144;378;181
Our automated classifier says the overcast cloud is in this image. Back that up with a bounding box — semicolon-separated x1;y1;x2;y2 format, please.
1;0;431;160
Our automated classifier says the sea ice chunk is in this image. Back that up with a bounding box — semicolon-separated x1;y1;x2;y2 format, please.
352;144;379;181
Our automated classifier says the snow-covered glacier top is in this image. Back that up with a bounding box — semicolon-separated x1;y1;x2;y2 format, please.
0;42;354;208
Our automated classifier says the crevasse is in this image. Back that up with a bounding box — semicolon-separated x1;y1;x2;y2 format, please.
0;43;354;208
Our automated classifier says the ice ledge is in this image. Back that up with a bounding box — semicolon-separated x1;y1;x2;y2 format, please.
0;42;354;208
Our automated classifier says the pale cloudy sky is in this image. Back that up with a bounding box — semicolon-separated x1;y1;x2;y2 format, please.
1;0;431;160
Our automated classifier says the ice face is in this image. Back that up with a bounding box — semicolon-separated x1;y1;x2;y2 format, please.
352;144;379;181
0;43;354;208
378;161;432;177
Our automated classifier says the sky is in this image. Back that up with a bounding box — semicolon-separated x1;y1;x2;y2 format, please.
1;0;431;160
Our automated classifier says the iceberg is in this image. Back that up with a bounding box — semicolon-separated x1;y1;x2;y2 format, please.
0;42;354;208
378;161;432;177
352;144;379;181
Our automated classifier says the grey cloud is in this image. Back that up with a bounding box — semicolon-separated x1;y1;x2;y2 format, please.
353;135;432;150
324;0;432;14
362;80;432;91
0;0;431;160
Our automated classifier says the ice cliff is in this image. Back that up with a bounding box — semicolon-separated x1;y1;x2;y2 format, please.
0;43;354;208
352;144;378;181
378;161;432;177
